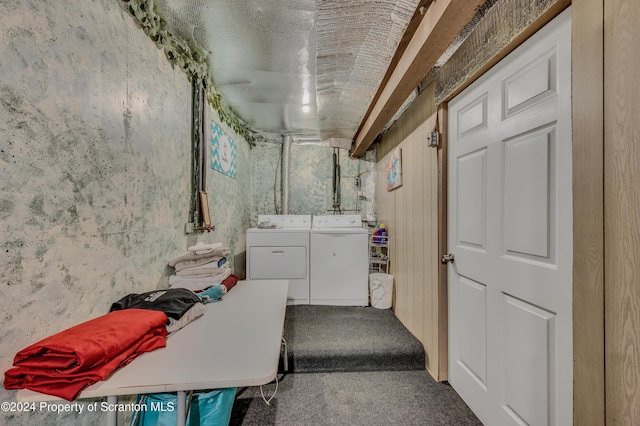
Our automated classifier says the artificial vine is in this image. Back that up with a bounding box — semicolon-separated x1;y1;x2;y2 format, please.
119;0;257;147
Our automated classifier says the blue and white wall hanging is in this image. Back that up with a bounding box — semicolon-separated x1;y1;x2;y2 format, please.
211;122;237;179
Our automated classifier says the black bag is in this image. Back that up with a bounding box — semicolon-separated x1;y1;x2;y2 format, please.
110;288;201;321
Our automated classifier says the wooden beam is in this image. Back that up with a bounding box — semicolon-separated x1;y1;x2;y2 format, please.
350;0;484;157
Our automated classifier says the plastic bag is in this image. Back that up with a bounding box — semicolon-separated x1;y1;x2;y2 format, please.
130;388;237;426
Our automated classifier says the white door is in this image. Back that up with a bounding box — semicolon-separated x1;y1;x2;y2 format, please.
447;8;572;426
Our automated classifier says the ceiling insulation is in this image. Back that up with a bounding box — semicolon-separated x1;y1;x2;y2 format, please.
151;0;421;146
315;0;421;141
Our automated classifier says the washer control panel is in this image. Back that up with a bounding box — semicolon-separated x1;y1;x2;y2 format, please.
312;215;363;229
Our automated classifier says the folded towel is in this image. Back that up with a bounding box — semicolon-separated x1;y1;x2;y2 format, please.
187;242;222;255
176;267;231;280
176;269;232;283
173;256;226;272
169;272;231;293
175;263;230;277
168;246;231;267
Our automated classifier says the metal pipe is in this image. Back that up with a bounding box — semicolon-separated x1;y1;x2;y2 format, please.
281;135;292;214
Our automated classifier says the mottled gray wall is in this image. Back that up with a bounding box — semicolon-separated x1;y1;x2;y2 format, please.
250;143;375;225
204;108;251;278
0;1;250;424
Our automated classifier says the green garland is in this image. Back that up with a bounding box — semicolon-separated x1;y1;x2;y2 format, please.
119;0;256;147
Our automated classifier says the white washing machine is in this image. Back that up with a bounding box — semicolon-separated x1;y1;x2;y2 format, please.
310;214;369;306
246;215;311;305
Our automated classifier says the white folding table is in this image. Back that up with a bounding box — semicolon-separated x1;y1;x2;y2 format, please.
16;279;289;426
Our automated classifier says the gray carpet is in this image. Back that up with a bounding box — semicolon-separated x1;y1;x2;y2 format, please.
231;371;482;426
281;305;425;373
230;305;482;425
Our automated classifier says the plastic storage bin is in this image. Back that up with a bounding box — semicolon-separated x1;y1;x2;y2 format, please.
369;273;393;309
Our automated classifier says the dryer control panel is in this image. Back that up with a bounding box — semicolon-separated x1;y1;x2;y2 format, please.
257;215;311;229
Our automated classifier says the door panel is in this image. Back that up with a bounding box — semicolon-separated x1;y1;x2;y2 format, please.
455;276;487;386
503;49;557;118
458;94;489;137
448;8;572;426
503;129;551;258
457;149;487;249
503;295;555;426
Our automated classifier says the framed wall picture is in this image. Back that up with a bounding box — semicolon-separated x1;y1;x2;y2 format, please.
211;122;237;179
386;147;402;191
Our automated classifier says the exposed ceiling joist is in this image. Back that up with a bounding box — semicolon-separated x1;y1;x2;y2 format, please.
350;0;486;157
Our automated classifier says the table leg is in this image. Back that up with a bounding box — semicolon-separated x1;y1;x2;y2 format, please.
107;395;117;426
282;337;288;372
177;390;186;426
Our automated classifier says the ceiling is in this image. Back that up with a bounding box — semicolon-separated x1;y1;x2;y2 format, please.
152;0;425;149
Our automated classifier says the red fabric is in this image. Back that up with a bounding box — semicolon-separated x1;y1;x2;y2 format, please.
4;309;167;401
222;274;239;292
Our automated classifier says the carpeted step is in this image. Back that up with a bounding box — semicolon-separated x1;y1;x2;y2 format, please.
280;305;425;373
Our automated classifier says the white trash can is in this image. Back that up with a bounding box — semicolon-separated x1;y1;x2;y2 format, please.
369;273;393;309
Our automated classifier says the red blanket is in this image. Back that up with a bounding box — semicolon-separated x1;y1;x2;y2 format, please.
4;309;168;401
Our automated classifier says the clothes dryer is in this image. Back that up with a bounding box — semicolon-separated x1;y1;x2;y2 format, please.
310;215;369;306
246;215;311;305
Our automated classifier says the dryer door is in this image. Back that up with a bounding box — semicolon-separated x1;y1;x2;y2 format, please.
246;230;310;304
248;246;307;279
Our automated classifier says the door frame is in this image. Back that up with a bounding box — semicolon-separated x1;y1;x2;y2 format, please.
436;2;605;423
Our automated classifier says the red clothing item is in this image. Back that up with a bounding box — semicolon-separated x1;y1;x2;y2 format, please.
4;309;168;401
222;274;239;292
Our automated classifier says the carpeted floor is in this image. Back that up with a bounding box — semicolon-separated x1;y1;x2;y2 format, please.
231;371;482;426
230;305;482;426
282;305;426;373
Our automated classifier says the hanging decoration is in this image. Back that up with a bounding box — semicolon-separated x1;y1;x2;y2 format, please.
211;122;237;179
386;147;402;191
118;0;256;147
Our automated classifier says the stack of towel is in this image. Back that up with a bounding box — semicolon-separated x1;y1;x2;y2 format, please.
168;242;236;293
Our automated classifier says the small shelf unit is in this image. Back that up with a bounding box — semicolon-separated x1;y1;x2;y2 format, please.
369;235;390;274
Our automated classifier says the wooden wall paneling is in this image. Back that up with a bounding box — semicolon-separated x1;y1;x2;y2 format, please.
420;89;439;380
420;129;428;341
604;0;640;424
413;116;424;338
419;101;431;364
397;119;408;324
375;85;443;377
405;131;416;335
572;0;605;424
380;130;399;312
404;129;415;336
412;104;428;339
